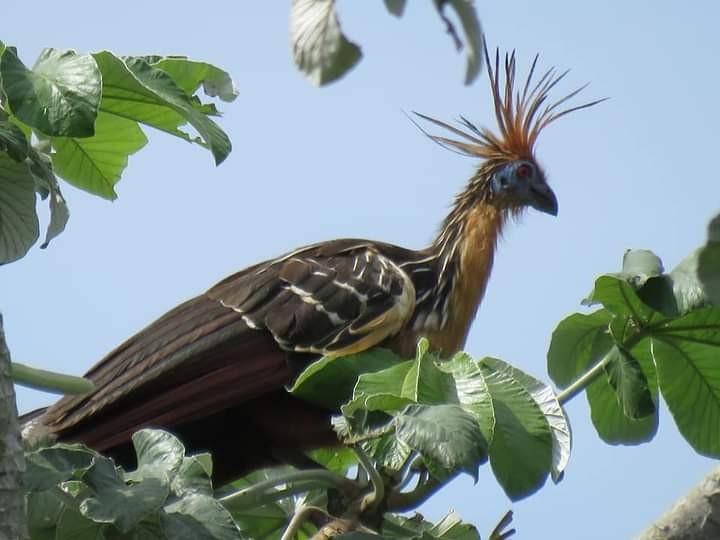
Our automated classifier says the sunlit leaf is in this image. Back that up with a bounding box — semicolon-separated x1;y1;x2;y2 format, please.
1;48;100;137
0;153;38;263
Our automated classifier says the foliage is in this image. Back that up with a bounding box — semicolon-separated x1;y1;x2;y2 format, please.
290;0;483;86
0;43;237;264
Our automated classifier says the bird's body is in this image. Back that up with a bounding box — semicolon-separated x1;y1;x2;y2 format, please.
26;48;602;484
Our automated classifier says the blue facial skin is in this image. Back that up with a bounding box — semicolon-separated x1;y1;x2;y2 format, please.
491;160;559;216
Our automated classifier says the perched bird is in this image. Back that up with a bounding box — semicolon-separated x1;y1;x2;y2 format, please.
26;48;602;485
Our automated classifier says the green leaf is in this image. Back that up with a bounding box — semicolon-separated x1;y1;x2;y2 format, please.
25;443;96;492
437;352;494;448
80;456;169;532
56;506;107;540
603;346;655;420
395;404;483;480
433;0;484;84
481;360;553;500
547;309;612;387
290;347;403;408
1;48;100;137
160;494;242;540
382;510;481;539
40;182;69;249
131;429;185;477
171;454;214;497
0;153;38;263
586;338;658;444
649;307;720;456
52;111;147;199
26;490;65;534
583;275;664;326
362;432;413;472
699;213;720;305
485;358;571;483
0;119;29;161
149;57;238;102
93;51;231;164
290;0;363;86
384;0;407;17
307;447;358;474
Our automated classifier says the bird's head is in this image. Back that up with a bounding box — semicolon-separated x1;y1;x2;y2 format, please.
416;46;605;218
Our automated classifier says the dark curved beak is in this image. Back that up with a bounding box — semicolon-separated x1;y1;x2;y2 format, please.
529;182;558;216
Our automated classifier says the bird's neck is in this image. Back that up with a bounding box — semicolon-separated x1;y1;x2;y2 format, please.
394;195;506;357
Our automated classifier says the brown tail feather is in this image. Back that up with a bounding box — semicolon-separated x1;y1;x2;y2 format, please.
38;293;337;484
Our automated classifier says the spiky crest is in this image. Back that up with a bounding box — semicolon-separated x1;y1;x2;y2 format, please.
415;45;606;162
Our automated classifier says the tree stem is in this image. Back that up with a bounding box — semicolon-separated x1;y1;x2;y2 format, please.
219;469;352;510
281;505;326;540
11;361;94;395
556;350;613;405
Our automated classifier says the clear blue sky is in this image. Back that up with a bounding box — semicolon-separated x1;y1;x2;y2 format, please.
3;2;719;538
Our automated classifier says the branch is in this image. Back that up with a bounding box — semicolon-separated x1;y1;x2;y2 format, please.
220;469;354;510
281;505;328;540
636;466;720;540
11;361;94;395
386;476;443;512
0;315;27;539
557;350;613;405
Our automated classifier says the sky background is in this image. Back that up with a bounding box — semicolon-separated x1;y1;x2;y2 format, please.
3;2;720;538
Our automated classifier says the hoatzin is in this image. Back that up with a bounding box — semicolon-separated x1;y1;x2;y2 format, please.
24;49;602;485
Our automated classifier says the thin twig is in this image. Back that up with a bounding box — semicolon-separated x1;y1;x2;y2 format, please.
220;469;351;509
353;446;384;512
281;505;327;540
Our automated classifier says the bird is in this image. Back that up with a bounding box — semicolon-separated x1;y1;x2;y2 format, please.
24;47;603;485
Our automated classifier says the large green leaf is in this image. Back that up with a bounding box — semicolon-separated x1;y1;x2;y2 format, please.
290;0;362;86
149;57;238;102
80;456;169;532
93;51;231;164
382;510;481;540
433;0;484;84
52;111;147;199
603;345;655;420
547;309;612;387
584;275;665;326
698;213;720;305
586;338;658;444
290;347;403;409
481;359;553;500
486;357;571;483
394;404;484;481
0;119;29;161
25;444;96;492
0;152;38;263
131;428;185;477
649;307;720;456
160;495;242;540
0;48;100;137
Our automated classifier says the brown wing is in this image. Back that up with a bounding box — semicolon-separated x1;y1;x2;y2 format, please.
34;239;416;482
208;242;416;356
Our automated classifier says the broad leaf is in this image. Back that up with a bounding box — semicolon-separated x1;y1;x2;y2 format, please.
290;347;403;408
1;48;100;137
25;444;96;492
481;359;553;500
26;490;65;534
586;339;658;444
52;111;147;200
384;0;407;17
547;309;612;387
80;456;169;532
583;275;664;326
394;404;484;481
149;57;238;102
433;0;484;84
132;429;185;476
382;510;481;539
486;357;571;483
0;153;38;263
94;51;231;164
56;506;106;540
307;447;358;474
603;345;655;420
698;213;720;305
171;454;214;497
161;495;242;540
290;0;362;86
0;119;29;161
650;307;720;456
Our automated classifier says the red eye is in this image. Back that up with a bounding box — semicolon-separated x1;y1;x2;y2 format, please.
516;164;533;179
